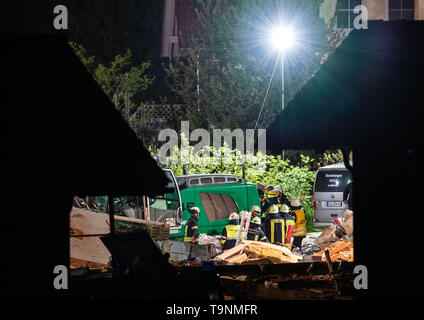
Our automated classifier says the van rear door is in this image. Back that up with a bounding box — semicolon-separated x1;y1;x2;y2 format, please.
314;169;352;226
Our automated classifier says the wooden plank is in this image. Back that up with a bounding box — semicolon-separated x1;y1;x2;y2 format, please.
214;240;302;264
115;214;169;227
213;243;247;261
243;245;298;263
325;249;340;296
226;253;249;264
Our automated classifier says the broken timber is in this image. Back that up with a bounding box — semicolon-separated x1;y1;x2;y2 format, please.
214;240;303;264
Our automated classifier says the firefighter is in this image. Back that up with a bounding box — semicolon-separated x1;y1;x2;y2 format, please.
184;207;200;243
247;216;268;242
250;205;261;219
280;203;295;249
260;186;276;227
264;204;284;245
221;212;241;250
271;185;292;209
291;197;307;250
261;185;290;218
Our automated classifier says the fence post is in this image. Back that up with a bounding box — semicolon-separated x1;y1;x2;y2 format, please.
108;195;117;275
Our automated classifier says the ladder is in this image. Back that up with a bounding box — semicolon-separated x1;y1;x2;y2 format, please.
235;211;251;246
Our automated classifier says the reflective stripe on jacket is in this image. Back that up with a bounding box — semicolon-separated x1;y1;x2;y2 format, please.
283;213;295;249
221;222;240;250
247;224;268;242
292;208;307;237
184;216;199;242
265;213;285;245
265;212;296;248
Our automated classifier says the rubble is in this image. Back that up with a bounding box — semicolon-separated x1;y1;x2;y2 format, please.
313;238;353;262
214;240;303;264
313;210;354;262
316;210;353;245
174;260;355;299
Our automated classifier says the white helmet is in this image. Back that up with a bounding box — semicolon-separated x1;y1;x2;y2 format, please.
251;216;261;225
190;206;200;214
291;197;301;207
274;185;282;193
280;204;290;213
269;205;279;214
250;205;261;214
229;212;239;220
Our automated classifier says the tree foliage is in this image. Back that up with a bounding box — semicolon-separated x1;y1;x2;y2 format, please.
70;42;155;139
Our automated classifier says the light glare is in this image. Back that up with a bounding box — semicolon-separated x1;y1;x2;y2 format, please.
270;26;296;51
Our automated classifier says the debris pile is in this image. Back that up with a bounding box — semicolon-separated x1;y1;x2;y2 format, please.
214;240;303;264
198;233;223;257
313;210;354;262
314;238;354;262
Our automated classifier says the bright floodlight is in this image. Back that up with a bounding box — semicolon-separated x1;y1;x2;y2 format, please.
270;26;296;51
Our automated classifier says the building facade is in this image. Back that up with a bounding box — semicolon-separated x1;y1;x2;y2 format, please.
161;0;200;57
320;0;424;27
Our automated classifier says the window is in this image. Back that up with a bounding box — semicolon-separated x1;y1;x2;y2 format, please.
199;193;239;221
200;177;213;184
336;0;362;29
315;170;352;193
389;0;414;21
227;177;237;182
164;170;178;193
190;179;199;185
214;177;226;183
176;177;188;190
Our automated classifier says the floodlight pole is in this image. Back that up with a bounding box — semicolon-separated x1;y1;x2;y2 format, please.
281;51;285;112
281;51;285;161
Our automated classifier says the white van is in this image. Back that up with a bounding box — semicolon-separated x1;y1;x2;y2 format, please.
313;162;352;228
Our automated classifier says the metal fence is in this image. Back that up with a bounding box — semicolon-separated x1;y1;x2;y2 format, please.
70;233;111;272
70;196;170;274
142;104;196;121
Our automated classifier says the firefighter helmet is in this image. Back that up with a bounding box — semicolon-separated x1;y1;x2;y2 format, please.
280;204;290;213
269;204;279;214
190;206;200;214
291;197;301;207
229;212;239;220
274;185;283;193
251;216;261;225
250;205;261;214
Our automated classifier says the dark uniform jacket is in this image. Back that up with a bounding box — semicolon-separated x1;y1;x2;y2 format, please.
221;219;240;250
265;212;285;244
184;215;199;242
262;194;291;213
247;223;268;242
